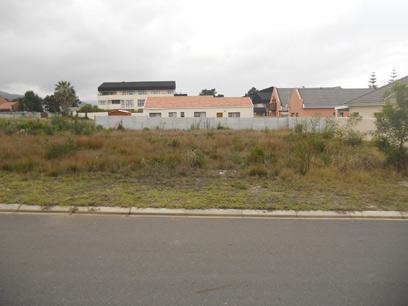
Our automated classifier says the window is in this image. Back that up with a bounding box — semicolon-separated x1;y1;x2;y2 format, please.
111;100;120;105
180;112;185;117
169;112;177;118
352;112;359;116
99;100;106;105
152;90;160;94
121;100;126;107
228;112;240;118
126;100;134;108
217;112;223;118
100;91;115;96
149;113;161;118
138;90;146;95
194;112;206;118
137;99;145;107
167;90;173;94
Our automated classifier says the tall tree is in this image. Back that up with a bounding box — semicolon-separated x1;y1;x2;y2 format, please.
199;88;217;96
245;87;258;99
375;82;408;171
54;81;77;115
17;91;43;112
43;94;60;113
369;72;377;88
388;67;398;84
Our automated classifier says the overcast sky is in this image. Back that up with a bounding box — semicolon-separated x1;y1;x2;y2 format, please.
1;0;407;101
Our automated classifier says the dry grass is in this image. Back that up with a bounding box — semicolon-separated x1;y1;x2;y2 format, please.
0;122;407;210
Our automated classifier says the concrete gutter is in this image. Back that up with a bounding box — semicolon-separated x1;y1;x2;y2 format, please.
0;204;407;219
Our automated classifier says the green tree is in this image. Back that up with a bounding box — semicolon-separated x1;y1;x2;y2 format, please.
199;88;217;96
55;81;77;115
388;67;398;84
245;87;258;99
17;91;43;112
375;82;408;171
43;95;60;113
369;72;377;88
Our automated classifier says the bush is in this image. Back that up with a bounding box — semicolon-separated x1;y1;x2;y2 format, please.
183;149;207;168
248;165;268;177
45;139;78;159
0;117;96;135
248;145;266;163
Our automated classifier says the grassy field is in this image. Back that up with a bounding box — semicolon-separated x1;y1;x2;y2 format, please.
0;118;407;210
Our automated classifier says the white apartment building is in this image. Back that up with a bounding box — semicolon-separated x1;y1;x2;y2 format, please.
97;81;176;111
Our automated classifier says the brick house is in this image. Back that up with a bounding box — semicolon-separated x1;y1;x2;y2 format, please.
288;87;372;117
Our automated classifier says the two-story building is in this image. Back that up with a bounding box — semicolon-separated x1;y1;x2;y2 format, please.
97;81;176;111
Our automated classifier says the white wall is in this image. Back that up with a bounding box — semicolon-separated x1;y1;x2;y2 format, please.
144;107;254;118
75;112;146;120
349;105;383;119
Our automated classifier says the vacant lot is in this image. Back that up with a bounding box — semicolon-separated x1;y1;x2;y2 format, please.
0;118;407;210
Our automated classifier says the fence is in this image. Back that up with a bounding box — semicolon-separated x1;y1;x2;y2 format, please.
94;116;377;133
0;112;42;119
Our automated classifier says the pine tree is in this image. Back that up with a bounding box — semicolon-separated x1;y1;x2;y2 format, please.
369;72;377;88
388;67;398;84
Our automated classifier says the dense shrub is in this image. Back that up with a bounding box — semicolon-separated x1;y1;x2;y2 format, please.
45;139;78;159
0;117;96;135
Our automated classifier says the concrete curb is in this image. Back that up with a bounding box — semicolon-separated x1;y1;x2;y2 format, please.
0;204;407;219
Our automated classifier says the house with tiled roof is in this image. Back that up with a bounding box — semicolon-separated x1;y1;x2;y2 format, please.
346;76;408;119
270;88;295;117
288;87;372;117
250;87;273;117
0;96;18;112
250;86;294;117
144;96;253;118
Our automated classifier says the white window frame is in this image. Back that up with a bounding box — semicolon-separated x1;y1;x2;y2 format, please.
137;99;145;107
228;112;240;118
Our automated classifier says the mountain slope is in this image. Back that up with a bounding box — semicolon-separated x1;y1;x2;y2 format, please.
0;90;23;101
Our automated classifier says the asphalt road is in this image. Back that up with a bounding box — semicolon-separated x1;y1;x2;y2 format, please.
0;214;407;306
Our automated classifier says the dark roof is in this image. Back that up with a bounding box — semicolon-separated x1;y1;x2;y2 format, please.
259;86;274;93
98;81;176;91
298;87;373;108
346;76;408;106
253;86;273;104
257;91;272;103
275;88;294;107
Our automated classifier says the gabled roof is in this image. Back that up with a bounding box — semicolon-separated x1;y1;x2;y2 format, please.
251;87;273;104
346;76;408;106
145;96;253;109
298;87;373;108
275;88;294;107
0;100;18;110
98;81;176;91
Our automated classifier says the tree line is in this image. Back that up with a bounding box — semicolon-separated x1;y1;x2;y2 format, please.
17;81;77;115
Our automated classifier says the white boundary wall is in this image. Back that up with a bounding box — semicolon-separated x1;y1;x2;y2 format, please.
95;116;377;132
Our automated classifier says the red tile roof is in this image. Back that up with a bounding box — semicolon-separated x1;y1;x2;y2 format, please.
0;98;18;111
145;96;253;109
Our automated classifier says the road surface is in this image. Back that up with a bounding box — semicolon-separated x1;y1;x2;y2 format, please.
0;214;407;305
